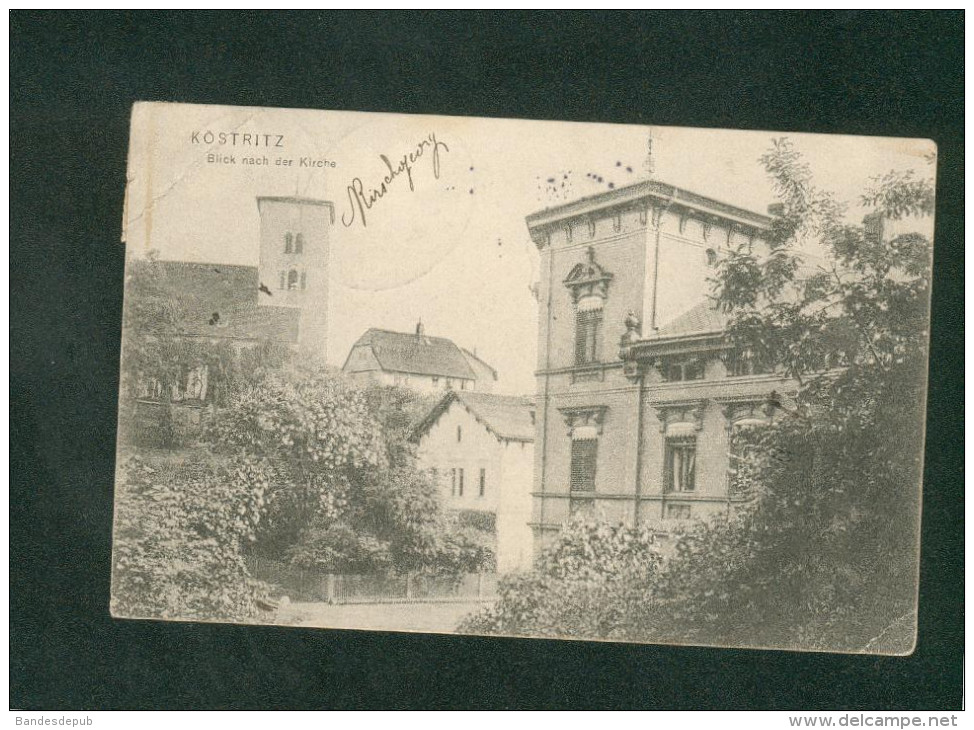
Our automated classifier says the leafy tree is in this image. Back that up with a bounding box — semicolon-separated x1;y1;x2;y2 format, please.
206;367;490;575
657;138;934;652
111;453;273;621
598;140;935;652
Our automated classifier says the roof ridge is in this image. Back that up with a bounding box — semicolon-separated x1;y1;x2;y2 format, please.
364;327;456;342
155;260;258;271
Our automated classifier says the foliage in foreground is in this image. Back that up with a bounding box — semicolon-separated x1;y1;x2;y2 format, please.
111;453;273;621
459;521;663;639
114;361;490;620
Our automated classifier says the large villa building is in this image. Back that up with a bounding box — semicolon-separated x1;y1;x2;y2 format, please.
525;179;794;554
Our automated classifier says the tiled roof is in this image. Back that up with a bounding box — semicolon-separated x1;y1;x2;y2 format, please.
349;328;478;380
459;347;498;380
412;391;536;443
144;261;300;343
653;302;727;339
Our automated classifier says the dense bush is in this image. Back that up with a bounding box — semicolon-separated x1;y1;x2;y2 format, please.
111;453;273;621
205;367;491;576
460;521;662;639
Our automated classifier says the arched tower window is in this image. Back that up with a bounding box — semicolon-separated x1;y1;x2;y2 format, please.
287;269;298;290
284;232;293;253
300;271;307;290
294;233;304;254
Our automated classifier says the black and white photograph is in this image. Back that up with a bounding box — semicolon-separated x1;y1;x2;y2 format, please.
112;102;935;654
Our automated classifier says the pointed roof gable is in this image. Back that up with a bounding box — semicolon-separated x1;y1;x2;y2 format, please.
411;391;536;443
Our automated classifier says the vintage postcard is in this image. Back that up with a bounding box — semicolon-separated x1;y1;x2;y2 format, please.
113;102;935;654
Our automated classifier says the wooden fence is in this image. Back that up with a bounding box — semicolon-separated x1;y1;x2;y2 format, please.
246;556;497;605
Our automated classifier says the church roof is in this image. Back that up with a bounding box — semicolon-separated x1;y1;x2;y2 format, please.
345;328;480;380
411;391;536;443
141;260;300;343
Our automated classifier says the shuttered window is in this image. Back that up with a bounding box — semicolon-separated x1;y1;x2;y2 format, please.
665;437;696;492
574;310;603;365
570;439;598;492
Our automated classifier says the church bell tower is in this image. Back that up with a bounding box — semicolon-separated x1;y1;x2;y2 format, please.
256;196;334;360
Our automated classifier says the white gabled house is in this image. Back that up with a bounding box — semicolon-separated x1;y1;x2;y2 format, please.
411;391;535;573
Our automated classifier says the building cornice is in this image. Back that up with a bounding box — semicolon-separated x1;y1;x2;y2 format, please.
526;179;772;249
622;331;727;361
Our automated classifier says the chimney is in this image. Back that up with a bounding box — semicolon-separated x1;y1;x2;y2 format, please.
416;319;425;336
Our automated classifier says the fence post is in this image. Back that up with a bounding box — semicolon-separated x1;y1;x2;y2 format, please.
325;574;335;604
405;573;413;600
477;572;483;599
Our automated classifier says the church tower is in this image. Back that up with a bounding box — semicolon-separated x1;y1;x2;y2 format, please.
256;196;334;360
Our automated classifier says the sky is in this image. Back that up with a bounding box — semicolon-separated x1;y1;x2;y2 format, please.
123;102;936;394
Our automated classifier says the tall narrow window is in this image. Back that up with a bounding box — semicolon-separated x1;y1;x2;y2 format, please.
294;233;304;254
287;269;298;290
665;437;696;492
458;468;465;497
300;271;307;290
279;271;285;290
570;439;598;491
284;232;293;253
574;309;603;365
479;468;486;497
457;425;462;443
451;468;457;497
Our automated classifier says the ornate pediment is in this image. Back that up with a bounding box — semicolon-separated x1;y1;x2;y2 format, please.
563;246;613;304
719;401;768;425
557;405;608;437
653;401;705;434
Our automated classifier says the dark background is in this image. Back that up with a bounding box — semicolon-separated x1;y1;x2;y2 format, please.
10;11;964;710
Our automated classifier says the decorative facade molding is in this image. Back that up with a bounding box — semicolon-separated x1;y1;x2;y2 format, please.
563;246;614;304
719;400;768;424
557;405;608;437
653;401;705;433
529;228;550;249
